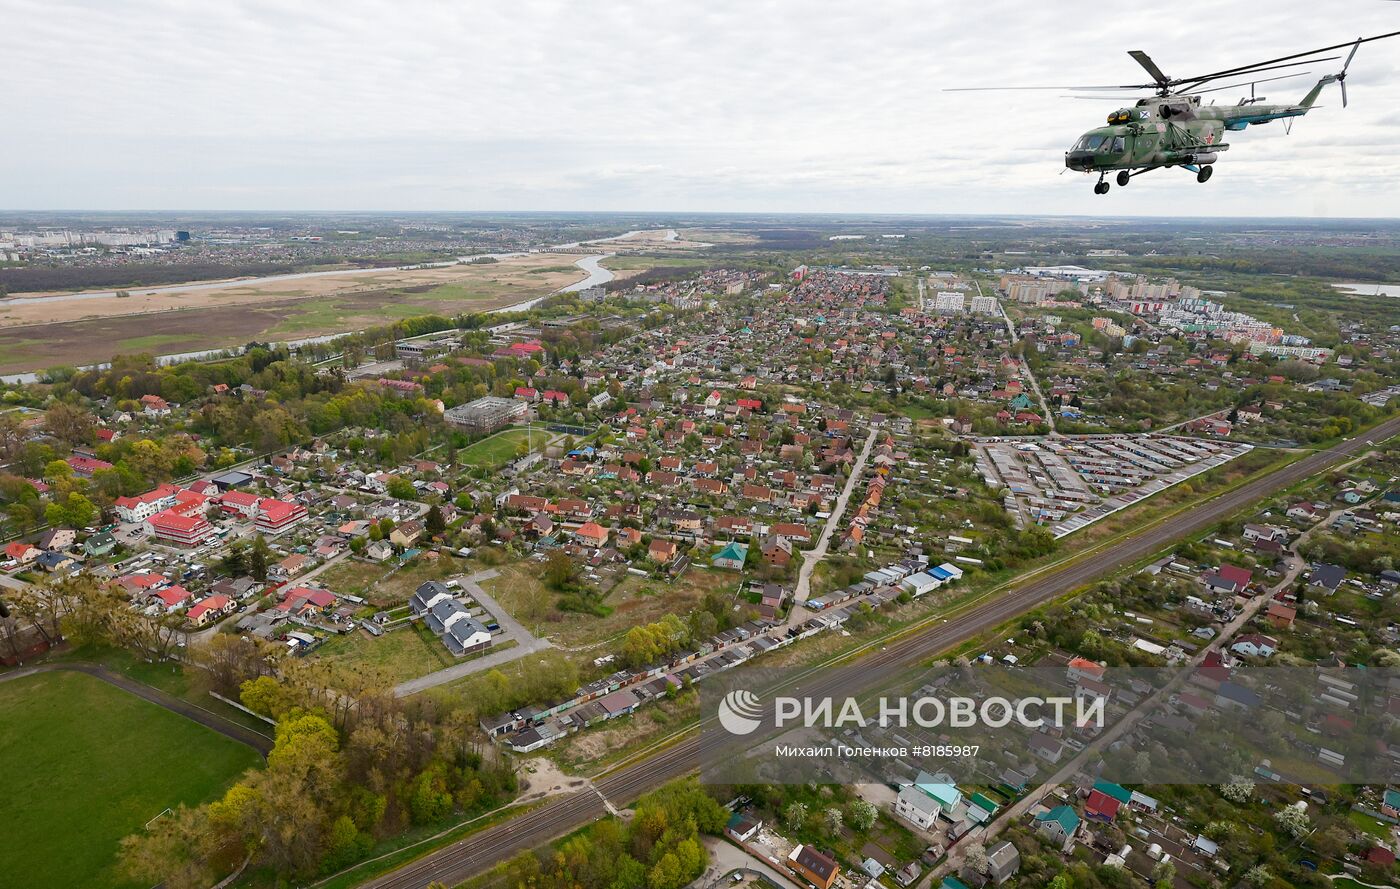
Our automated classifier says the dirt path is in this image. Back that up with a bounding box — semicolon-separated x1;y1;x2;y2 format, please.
0;660;273;755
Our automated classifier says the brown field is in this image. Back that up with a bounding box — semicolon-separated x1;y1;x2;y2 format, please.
0;252;594;327
0;254;603;374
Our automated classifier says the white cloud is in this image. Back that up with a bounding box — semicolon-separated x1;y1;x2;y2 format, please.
3;0;1399;214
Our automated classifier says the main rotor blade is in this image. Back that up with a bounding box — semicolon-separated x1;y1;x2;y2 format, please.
1168;30;1400;90
1189;71;1313;96
1172;58;1337;93
943;84;1155;92
1128;50;1170;85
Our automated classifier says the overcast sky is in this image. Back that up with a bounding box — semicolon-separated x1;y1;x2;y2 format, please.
6;0;1400;216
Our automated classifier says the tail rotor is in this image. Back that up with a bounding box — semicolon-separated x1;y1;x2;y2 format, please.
1338;37;1361;107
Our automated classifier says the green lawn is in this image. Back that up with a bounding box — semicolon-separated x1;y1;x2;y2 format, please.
0;670;262;889
315;621;456;683
460;426;544;468
1349;809;1395;840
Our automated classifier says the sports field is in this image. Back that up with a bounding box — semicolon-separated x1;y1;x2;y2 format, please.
459;425;552;468
0;670;262;889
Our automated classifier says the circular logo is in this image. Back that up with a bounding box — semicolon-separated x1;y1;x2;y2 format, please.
718;689;765;735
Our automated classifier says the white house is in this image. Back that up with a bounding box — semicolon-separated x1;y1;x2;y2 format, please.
1230;633;1279;658
893;785;941;830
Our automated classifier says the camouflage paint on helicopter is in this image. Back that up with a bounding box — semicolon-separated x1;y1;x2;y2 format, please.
1063;79;1334;189
948;31;1400;194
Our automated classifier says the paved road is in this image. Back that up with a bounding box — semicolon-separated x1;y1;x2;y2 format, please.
392;569;552;697
357;416;1400;889
0;661;273;755
995;298;1056;436
794;427;879;604
0;572;32;593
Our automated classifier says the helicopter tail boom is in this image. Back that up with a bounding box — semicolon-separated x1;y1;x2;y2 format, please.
1302;36;1362;109
1300;74;1337;109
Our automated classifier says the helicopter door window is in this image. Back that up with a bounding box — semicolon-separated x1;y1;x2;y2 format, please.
1111;136;1126;153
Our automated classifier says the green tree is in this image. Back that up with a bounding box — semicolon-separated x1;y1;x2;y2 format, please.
784;802;808;831
249;534;270;582
425;504;446;536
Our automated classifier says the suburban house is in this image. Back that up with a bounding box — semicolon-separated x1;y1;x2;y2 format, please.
83;532;117;558
894;785;942;829
1028;731;1064;763
424;599;492;657
1033;805;1080;851
4;542;39;565
1204;563;1252;595
150;585;195;612
787;845;840;889
912;772;964;821
1242;523;1287;544
36;551;79;574
985;841;1021;885
277;586;337;617
1066;656;1105;685
1230;633;1279;658
725;812;762;843
391;520;426;548
574;522;610;547
187;594;235;627
648;539;678;564
37;529;78;548
1307;563;1346;594
712;541;749;570
410;580;456;615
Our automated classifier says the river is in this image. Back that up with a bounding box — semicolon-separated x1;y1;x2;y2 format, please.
1331;281;1400;298
0;227;660;308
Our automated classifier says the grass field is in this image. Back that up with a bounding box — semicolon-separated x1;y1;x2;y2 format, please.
315;621;456;683
480;562;737;650
1349;809;1395;840
460;426;551;468
0;670;262;889
316;554;461;608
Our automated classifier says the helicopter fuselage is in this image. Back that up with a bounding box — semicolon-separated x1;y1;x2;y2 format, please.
1064;92;1313;174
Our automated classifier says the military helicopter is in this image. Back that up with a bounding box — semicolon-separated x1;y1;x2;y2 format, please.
949;31;1400;194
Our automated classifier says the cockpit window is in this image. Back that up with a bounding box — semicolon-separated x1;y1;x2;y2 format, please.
1076;134;1107;151
1111;136;1125;153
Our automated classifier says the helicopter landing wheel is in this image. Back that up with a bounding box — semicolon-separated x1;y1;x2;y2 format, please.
1116;171;1130;187
1197;165;1213;183
1094;181;1110;195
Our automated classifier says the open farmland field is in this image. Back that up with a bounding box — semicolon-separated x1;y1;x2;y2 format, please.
0;670;262;889
0;253;598;373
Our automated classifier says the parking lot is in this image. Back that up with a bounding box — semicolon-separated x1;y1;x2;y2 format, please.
975;435;1254;537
